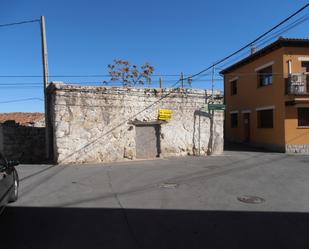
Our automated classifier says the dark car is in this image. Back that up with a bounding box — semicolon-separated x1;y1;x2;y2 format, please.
0;153;19;214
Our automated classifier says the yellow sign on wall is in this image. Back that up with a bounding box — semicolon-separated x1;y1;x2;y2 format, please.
158;109;173;120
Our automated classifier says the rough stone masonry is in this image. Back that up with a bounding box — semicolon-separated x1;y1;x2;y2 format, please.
48;83;224;164
0;121;46;163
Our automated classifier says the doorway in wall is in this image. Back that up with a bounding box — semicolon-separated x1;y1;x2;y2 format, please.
135;124;161;159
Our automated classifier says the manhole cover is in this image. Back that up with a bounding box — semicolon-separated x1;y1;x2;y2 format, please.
237;195;265;204
159;183;178;189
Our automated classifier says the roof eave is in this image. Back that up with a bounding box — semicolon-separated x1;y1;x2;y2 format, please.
220;38;309;75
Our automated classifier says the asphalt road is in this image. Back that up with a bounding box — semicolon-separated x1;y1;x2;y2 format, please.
1;150;309;249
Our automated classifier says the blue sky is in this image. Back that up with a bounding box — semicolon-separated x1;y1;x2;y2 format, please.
0;0;308;112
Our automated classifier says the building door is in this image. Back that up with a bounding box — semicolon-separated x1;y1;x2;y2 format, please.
243;113;250;142
135;125;160;159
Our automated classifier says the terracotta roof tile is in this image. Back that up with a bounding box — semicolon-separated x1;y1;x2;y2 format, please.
0;112;45;125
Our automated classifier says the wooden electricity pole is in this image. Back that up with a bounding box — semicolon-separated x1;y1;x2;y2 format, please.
207;65;215;156
159;77;163;88
40;16;51;161
211;66;215;102
181;72;184;88
41;16;49;88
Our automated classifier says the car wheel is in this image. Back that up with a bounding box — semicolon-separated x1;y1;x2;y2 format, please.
8;169;19;203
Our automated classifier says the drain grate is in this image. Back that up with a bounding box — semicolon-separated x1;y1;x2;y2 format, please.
159;182;178;189
237;195;265;204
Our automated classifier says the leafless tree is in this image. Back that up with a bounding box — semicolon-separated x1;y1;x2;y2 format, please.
105;59;155;87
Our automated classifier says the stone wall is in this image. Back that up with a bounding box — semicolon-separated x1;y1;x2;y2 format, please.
48;83;224;164
0;125;3;154
0;121;46;163
286;144;309;154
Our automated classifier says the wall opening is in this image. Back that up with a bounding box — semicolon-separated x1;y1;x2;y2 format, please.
135;123;161;159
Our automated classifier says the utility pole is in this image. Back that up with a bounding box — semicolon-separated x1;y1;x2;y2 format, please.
159;77;163;88
211;65;215;102
41;16;49;88
207;65;215;156
40;16;51;161
181;72;184;88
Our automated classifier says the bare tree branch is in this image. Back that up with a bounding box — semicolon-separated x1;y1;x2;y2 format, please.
105;59;155;87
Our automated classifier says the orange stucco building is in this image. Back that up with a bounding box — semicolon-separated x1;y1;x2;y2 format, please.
221;38;309;153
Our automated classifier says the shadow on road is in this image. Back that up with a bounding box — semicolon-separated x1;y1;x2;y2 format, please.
1;206;309;249
224;142;279;153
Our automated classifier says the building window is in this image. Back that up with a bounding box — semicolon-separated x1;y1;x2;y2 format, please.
231;80;237;95
298;108;309;127
257;109;273;128
258;66;273;87
231;113;238;128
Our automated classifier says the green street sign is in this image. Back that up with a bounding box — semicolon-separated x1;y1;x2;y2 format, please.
208;104;226;110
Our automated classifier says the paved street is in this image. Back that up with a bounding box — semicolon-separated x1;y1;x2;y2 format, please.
2;151;309;249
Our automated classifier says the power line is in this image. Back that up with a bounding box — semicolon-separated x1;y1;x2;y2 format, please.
0;19;40;28
214;13;309;71
0;83;43;85
255;14;309;46
0;17;179;110
0;73;204;78
195;16;309;77
0;98;43;104
0;18;46;107
0;78;223;85
2;5;307;104
187;3;309;80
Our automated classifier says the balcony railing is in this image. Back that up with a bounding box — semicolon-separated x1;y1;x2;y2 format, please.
287;73;309;95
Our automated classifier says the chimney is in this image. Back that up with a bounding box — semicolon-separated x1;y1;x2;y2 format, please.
250;44;257;55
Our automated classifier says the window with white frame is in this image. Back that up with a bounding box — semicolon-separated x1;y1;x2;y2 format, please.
257;66;273;87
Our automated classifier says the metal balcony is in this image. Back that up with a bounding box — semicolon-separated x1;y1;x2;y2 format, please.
287;73;309;95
